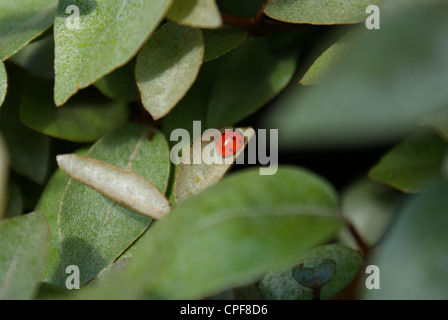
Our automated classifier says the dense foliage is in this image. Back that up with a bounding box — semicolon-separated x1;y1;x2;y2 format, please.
0;0;447;300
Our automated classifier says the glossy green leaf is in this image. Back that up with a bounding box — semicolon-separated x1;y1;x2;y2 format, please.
80;167;342;300
0;135;8;219
167;0;222;29
369;130;448;193
264;0;382;25
300;35;350;85
0;61;6;107
57;154;171;219
364;181;448;299
203;26;248;62
174;127;255;203
20;78;128;143
59;124;170;284
0;77;49;183
264;5;448;148
94;62;139;102
9;35;54;79
338;179;398;249
54;0;174;106
136;22;204;120
259;244;363;300
0;212;49;300
0;0;56;60
207;36;298;128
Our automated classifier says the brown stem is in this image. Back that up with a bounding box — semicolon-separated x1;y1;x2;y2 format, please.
312;286;321;300
344;217;371;256
220;1;298;36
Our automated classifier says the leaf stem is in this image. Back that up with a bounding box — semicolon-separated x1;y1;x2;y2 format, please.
343;217;371;256
220;1;298;36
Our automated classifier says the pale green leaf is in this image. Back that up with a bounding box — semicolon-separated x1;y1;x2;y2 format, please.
264;5;448;148
369;130;448;193
0;212;49;300
21;78;128;143
0;61;6;107
0;0;56;60
136;22;204;120
364;181;448;299
264;0;382;25
174;127;255;203
57;154;170;219
54;0;174;106
207;36;298;128
203;25;248;62
167;0;222;29
59;124;170;284
162;59;220;139
259;244;363;300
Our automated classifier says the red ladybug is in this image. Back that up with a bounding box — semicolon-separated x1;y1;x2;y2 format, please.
216;130;244;157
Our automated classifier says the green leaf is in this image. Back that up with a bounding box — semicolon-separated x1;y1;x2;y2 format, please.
94;62;139;102
364;181;448;299
264;4;448;148
0;75;49;183
57;154;171;219
36;147;88;285
0;212;49;300
8;35;54;79
300;35;350;85
338;179;398;249
36;169;69;285
0;134;8;219
369;130;448;193
59;124;170;284
0;0;57;60
163;59;220;139
207;36;298;128
20;78;128;143
421;107;448;143
135;22;204;120
80;166;342;300
3;183;22;220
54;0;174;106
203;26;248;62
259;244;363;300
264;0;382;25
166;0;222;29
174;127;255;203
0;61;6;106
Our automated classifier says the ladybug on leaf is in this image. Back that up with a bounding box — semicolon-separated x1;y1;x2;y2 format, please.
216;129;245;157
